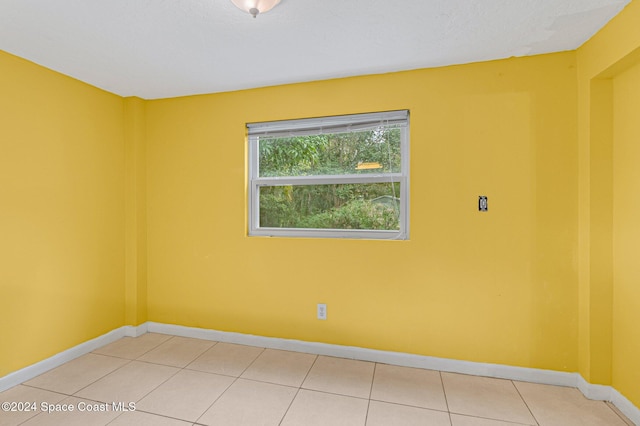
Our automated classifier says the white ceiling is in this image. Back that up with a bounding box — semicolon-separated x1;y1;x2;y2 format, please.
0;0;631;99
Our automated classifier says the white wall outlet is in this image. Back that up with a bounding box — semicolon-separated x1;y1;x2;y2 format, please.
317;303;327;320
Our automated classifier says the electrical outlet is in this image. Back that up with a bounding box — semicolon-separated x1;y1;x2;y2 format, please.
317;303;327;320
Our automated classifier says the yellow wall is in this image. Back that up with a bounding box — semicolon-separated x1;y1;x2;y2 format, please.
124;97;148;326
612;61;640;411
0;51;127;376
577;0;640;407
145;52;579;372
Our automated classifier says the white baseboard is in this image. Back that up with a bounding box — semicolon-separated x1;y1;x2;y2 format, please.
0;324;143;393
2;321;638;425
148;322;639;425
147;322;578;386
577;375;613;400
576;375;640;424
125;322;148;337
611;387;640;425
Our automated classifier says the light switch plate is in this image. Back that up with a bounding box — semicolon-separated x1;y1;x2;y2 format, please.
479;196;488;212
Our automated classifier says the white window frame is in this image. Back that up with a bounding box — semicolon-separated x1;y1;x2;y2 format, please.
248;110;409;240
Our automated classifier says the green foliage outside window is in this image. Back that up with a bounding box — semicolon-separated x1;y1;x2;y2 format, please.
258;129;401;230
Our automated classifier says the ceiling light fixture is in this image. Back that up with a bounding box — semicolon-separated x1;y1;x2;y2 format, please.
231;0;281;18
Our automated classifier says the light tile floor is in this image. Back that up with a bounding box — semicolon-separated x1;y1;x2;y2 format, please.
0;334;635;426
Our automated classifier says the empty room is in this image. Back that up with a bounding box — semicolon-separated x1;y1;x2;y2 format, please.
1;0;639;425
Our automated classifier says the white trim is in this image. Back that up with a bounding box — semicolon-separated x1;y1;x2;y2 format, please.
0;324;143;393
578;375;613;400
576;375;640;425
611;387;640;425
1;321;638;425
124;322;148;337
255;173;404;186
147;322;577;386
248;110;409;240
247;110;408;137
148;322;639;425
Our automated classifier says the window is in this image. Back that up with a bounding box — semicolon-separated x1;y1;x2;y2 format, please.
248;110;409;239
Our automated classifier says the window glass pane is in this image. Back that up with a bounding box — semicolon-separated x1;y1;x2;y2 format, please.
258;127;401;177
259;183;401;230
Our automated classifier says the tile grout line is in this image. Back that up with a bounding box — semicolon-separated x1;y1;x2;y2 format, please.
367;397;451;413
104;406;196;425
189;373;233;426
21;351;136;398
439;371;454;426
145;336;226;424
136;335;216;368
440;372;541;426
74;332;176;410
449;412;536;425
277;352;320;426
191;343;266;425
511;380;541;426
116;362;181;406
233;345;267;378
16;392;194;426
177;368;232;426
134;337;222;424
93;333;172;360
18;355;136;424
182;340;220;372
70;359;135;397
363;363;378;426
19;384;75;398
108;337;192;421
606;401;637;426
11;386;73;426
